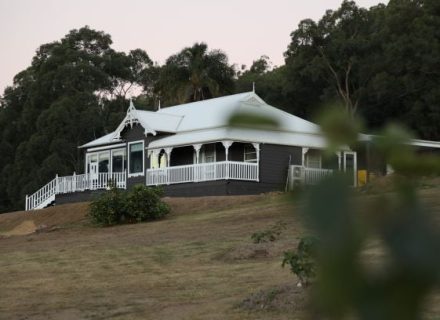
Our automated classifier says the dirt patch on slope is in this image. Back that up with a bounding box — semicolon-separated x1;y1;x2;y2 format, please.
0;202;90;237
1;220;37;236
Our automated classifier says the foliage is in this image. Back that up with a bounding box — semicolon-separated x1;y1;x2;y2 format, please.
298;109;440;319
251;221;286;243
2;0;440;214
282;236;319;287
155;42;235;105
236;0;440;140
88;186;127;226
88;185;169;226
0;26;154;213
125;185;170;222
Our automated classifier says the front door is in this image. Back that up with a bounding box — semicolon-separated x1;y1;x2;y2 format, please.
90;162;99;189
343;152;357;187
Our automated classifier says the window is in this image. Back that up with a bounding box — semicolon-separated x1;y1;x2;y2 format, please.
112;149;126;173
129;141;144;176
87;152;112;174
244;144;257;163
306;152;321;169
98;152;110;173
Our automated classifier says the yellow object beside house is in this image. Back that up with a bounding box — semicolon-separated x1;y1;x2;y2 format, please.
358;170;367;187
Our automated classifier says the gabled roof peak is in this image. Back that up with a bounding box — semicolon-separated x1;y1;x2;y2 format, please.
128;99;136;112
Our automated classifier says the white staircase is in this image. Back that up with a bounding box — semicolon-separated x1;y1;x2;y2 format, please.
25;177;57;210
25;172;127;211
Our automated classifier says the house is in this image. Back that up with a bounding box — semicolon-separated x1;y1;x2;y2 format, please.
25;92;440;210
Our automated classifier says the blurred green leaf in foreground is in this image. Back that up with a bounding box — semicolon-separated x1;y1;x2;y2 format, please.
306;109;440;320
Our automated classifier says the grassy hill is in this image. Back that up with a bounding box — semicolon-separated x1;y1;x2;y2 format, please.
0;187;439;319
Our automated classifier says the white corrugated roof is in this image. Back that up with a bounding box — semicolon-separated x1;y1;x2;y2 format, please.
156;92;320;134
136;110;183;133
81;92;440;150
81;92;322;148
80;132;120;148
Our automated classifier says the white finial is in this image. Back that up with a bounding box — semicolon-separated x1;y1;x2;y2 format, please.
158;99;161;110
252;82;255;93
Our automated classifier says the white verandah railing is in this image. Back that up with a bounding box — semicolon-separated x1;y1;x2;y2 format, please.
26;172;126;211
146;161;259;186
287;165;333;189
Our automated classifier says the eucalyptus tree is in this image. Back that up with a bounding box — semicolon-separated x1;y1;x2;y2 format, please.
0;26;153;212
284;0;377;119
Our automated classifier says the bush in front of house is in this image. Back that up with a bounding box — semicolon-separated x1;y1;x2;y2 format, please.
88;185;169;226
125;185;170;222
88;186;127;226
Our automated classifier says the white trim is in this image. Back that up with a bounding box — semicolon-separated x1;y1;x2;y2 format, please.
110;148;126;174
86;150;110;174
243;144;258;163
111;101;156;141
87;143;126;152
128;140;145;177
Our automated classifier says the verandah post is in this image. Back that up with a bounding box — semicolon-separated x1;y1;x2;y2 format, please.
252;143;260;181
55;174;59;194
222;141;233;180
72;171;76;192
25;195;29;211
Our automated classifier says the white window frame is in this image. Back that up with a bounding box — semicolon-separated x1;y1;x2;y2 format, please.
128;140;145;177
111;148;126;173
86;151;110;174
306;152;322;169
243;144;257;163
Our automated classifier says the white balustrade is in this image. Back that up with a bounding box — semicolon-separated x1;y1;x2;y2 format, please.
27;161;259;210
287;165;333;190
304;167;333;185
146;161;258;186
26;172;127;211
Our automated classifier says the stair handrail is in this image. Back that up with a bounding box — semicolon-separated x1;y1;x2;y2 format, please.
25;175;58;211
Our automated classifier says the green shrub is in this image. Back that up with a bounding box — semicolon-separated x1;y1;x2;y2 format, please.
251;221;286;243
125;185;170;222
88;185;169;226
282;236;319;287
88;186;127;226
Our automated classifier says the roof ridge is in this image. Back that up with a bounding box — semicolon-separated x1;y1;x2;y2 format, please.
158;91;252;111
137;109;183;118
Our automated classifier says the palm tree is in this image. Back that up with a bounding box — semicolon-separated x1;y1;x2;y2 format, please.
156;43;235;105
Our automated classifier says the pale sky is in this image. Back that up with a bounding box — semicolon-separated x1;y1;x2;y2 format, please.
0;0;386;93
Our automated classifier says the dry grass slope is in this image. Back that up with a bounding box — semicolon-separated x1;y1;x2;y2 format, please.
0;186;439;319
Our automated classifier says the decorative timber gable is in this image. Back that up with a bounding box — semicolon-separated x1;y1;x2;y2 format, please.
111;100;157;141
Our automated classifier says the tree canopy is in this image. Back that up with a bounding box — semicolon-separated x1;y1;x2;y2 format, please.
243;0;440;139
1;0;440;212
154;42;235;105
